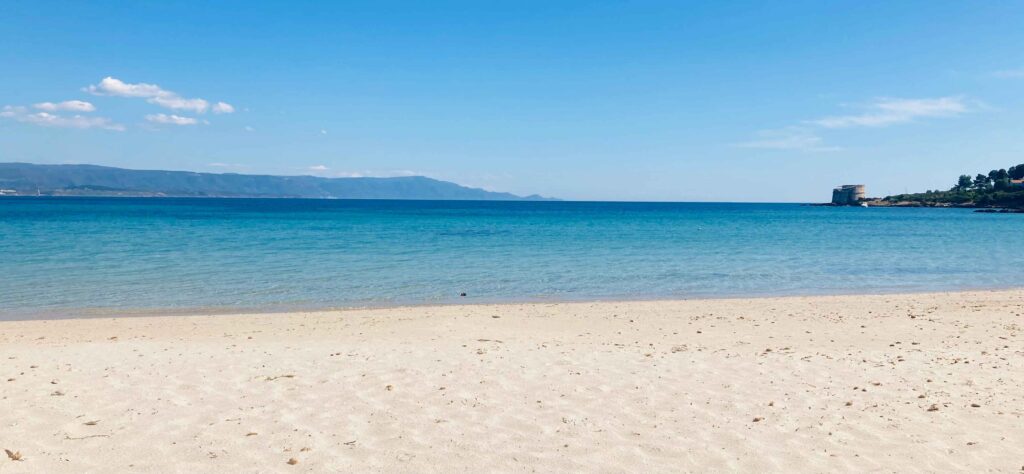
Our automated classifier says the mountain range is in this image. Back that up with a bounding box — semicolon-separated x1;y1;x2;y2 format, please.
0;163;553;200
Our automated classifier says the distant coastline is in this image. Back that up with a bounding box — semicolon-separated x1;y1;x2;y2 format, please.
0;162;556;201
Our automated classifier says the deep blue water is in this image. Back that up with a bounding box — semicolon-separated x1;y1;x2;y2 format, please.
1;197;1022;318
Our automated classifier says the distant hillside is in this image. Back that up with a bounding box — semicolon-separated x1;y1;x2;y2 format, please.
0;163;554;200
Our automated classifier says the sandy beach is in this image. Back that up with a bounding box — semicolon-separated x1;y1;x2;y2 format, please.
1;290;1022;473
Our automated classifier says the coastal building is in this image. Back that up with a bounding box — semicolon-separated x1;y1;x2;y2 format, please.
831;184;866;205
1011;179;1024;188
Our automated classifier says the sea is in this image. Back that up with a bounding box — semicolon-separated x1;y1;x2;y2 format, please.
2;197;1022;319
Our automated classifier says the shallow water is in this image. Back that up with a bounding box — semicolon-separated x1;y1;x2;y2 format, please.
2;197;1022;317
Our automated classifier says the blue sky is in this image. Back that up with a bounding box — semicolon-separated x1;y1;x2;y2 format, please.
2;1;1023;201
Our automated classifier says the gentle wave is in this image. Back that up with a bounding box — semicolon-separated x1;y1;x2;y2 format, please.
2;197;1022;317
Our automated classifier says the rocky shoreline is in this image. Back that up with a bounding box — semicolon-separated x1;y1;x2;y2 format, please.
973;208;1024;213
812;201;1023;212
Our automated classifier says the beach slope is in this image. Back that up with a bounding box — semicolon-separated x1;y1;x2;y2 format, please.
1;291;1022;472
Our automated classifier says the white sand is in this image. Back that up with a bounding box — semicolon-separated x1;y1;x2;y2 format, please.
1;290;1023;472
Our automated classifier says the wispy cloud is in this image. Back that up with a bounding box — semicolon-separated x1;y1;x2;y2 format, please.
33;100;95;112
289;165;422;178
208;162;250;170
734;127;840;152
329;169;419;178
1;105;124;131
991;68;1024;79
85;76;234;115
212;102;234;114
809;97;971;129
737;96;976;152
145;113;199;126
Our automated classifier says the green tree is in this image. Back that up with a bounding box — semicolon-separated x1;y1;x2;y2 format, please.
956;174;972;192
973;174;991;190
1009;164;1024;180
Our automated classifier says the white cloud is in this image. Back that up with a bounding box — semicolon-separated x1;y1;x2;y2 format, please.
149;95;209;113
734;128;840;152
244;126;255;132
320;129;327;135
809;97;970;129
1;105;124;131
33;100;95;112
212;102;235;114
145;113;199;125
85;76;234;114
308;165;329;171
85;77;163;98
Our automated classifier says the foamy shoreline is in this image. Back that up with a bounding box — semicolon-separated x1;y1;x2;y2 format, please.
2;290;1022;472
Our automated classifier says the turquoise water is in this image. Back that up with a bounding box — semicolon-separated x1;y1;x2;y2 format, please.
1;197;1022;318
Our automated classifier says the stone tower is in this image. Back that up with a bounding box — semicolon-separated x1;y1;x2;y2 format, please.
831;185;865;205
